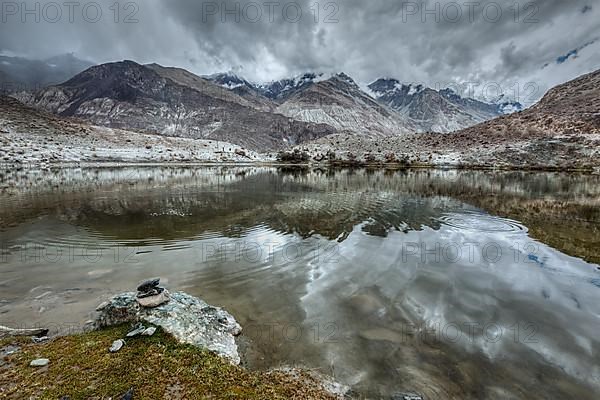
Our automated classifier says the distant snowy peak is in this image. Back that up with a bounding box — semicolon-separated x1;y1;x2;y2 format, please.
491;94;524;114
368;78;425;97
368;77;506;133
331;72;358;87
370;78;522;115
497;102;523;114
257;72;327;100
252;72;358;100
208;71;362;101
204;72;253;90
205;71;521;135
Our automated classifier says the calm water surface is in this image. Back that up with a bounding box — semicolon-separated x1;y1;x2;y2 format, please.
1;167;599;399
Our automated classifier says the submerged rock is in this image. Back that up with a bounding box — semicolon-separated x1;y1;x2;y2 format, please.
391;393;424;400
95;291;242;364
30;358;49;367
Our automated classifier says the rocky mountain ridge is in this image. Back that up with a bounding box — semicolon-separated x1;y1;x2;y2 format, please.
14;61;335;151
295;69;600;170
367;78;522;133
272;73;415;136
206;71;525;135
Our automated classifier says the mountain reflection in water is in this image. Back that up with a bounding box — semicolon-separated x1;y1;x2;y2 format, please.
0;167;599;399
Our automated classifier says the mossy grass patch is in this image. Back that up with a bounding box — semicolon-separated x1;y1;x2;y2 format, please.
0;324;337;399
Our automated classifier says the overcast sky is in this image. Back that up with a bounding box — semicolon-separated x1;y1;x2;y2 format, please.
1;0;599;104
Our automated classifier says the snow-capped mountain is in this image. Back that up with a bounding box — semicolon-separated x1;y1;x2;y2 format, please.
205;72;326;102
208;71;414;136
274;73;414;136
258;72;328;100
491;94;524;114
208;71;519;135
368;78;521;133
204;72;252;90
202;72;273;111
21;61;529;149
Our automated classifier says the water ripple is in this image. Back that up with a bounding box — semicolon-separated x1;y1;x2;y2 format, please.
437;211;528;234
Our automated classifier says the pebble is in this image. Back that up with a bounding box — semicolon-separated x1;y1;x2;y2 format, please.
32;336;49;343
109;339;125;353
1;345;21;356
142;327;156;336
126;324;146;337
121;387;134;400
30;358;50;367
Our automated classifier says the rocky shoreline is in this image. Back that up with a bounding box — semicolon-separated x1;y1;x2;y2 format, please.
0;278;351;399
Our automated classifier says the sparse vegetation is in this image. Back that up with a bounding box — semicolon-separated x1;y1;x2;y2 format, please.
276;149;310;163
0;325;338;399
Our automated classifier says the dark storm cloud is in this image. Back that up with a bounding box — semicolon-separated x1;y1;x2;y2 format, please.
0;0;599;103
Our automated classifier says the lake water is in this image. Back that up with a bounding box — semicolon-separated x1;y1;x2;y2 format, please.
1;166;599;399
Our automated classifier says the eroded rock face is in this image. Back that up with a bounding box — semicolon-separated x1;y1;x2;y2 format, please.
95;292;242;364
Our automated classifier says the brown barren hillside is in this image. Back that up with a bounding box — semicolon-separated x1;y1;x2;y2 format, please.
459;69;600;138
298;69;600;170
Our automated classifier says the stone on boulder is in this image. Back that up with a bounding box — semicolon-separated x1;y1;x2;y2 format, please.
95;291;242;364
136;289;170;308
136;278;161;294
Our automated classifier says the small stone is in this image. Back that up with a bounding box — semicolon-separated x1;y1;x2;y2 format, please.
391;393;423;400
30;358;49;367
126;324;146;337
136;278;161;293
1;345;20;356
121;387;134;400
136;290;170;308
32;336;49;343
109;339;125;353
142;327;156;336
95;301;109;311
